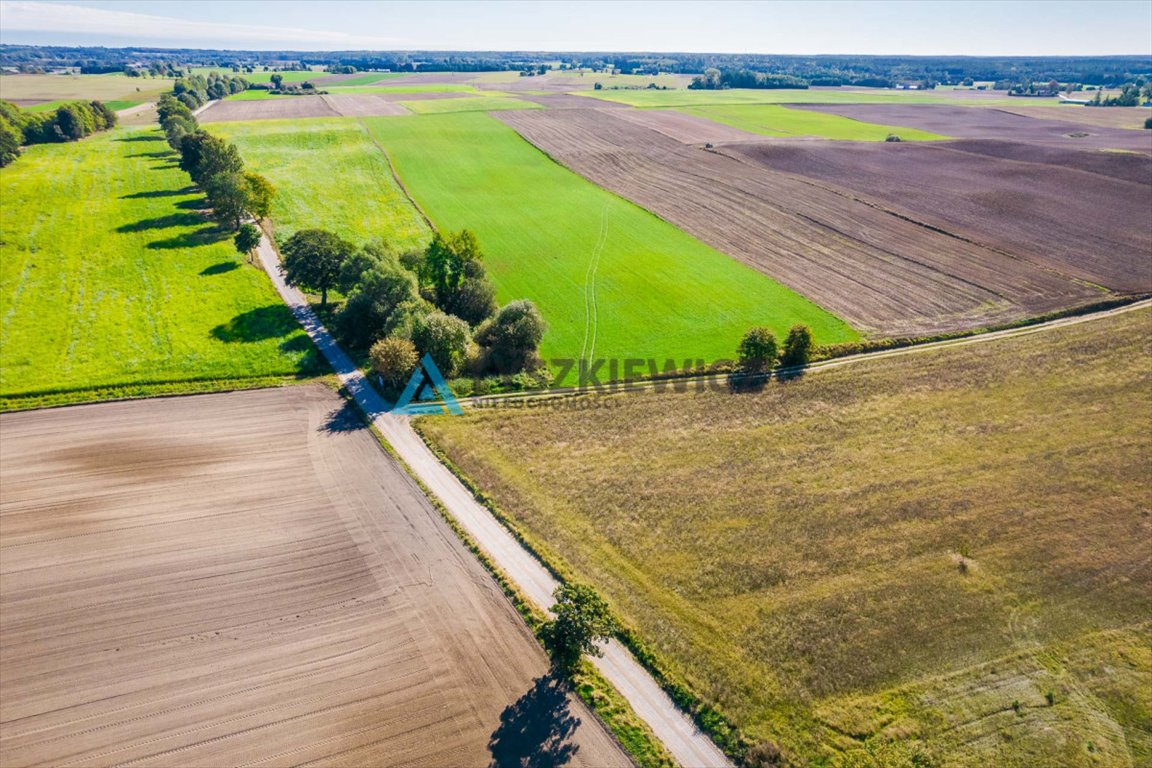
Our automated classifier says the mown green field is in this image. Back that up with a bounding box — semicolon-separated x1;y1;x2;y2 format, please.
0;127;322;406
329;84;478;94
212;119;430;250
219;113;856;373
188;67;321;84
677;104;947;140
418;308;1152;768
320;72;409;86
577;87;1051;108
398;95;541;114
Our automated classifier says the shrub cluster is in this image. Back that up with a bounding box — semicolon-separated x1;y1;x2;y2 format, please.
278;228;546;388
172;72;249;110
0;99;118;166
158;93;274;231
737;324;814;374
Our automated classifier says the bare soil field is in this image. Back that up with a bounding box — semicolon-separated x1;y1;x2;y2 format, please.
800;104;1152;151
720;140;1152;291
321;93;412;117
996;104;1152;130
198;96;339;122
604;107;773;143
499;108;1106;336
0;386;627;768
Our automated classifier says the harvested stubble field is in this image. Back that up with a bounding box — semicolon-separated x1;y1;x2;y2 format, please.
0;386;628;768
719;139;1152;292
799;104;1152;152
0;73;173;104
0;127;321;407
499;108;1107;336
418;308;1152;768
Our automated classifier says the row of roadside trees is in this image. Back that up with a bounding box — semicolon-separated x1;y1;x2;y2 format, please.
158;92;274;233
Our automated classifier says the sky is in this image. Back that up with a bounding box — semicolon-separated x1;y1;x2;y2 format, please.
1;0;1150;55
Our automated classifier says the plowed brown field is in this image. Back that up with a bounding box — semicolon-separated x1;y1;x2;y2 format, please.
720;140;1152;291
0;386;627;768
499;108;1113;336
799;104;1152;152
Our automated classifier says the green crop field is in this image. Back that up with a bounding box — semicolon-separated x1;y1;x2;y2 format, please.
218;113;856;374
212;119;430;250
319;72;409;86
358;113;856;369
577;87;1049;108
677;104;948;140
397;95;541;113
189;67;322;84
0;73;173;103
0;127;323;408
418;308;1152;768
23;98;142;113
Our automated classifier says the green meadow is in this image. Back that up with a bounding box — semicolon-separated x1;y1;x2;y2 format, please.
220;113;856;373
677;104;947;140
0;128;322;408
211;119;430;249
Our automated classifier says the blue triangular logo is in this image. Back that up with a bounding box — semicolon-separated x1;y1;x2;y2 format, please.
390;354;463;415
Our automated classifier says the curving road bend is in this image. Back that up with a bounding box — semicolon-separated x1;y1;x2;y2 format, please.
254;235;733;768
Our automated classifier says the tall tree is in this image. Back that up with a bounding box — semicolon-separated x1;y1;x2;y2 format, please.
280;229;355;309
540;584;619;673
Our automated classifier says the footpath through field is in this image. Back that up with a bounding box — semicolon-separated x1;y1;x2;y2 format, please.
252;236;733;768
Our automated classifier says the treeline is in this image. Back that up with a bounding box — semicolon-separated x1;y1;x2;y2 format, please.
172;72;249;110
280;228;547;386
0;99;117;167
4;45;1150;87
157;93;273;230
689;68;808;90
1088;83;1150;106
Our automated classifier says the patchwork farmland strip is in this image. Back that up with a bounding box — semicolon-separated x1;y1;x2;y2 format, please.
498;109;1104;336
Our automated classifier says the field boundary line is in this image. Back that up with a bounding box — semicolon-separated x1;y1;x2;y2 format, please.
355;118;438;234
461;296;1152;407
251;234;732;768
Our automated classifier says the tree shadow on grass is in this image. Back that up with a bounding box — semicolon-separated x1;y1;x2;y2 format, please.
147;226;227;250
120;187;195;199
212;305;302;344
117;212;205;233
488;674;581;768
200;261;240;276
175;198;209;211
115;134;164;142
128;150;176;159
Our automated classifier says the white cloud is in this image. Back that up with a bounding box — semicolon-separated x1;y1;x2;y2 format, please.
0;1;412;49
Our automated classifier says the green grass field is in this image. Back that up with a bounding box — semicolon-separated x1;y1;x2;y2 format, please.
418;308;1152;767
577;87;1052;108
397;95;541;114
329;84;478;94
361;112;856;370
218;113;855;374
676;104;948;140
212;119;430;250
0;127;323;406
22;98;142;113
320;72;409;86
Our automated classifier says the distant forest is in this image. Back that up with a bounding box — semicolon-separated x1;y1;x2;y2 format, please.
2;45;1150;87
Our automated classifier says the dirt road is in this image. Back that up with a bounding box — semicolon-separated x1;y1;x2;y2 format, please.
253;236;734;768
0;386;627;767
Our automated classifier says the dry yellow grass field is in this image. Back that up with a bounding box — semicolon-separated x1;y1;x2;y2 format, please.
419;309;1152;767
0;385;627;768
